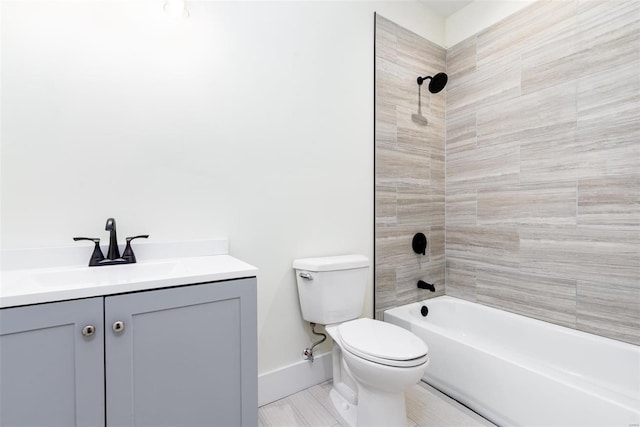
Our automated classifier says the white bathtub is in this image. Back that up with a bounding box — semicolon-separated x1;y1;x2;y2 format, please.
385;296;640;427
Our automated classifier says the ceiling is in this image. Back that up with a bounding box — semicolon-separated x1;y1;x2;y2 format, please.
420;0;474;17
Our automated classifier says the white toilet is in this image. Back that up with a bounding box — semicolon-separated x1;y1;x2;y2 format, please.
293;254;429;427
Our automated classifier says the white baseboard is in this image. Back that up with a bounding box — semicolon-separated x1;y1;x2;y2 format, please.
258;352;333;406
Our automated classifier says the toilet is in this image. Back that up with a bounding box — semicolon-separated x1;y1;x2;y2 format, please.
293;254;429;427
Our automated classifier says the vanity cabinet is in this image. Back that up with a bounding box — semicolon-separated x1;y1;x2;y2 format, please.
0;277;257;427
0;298;105;427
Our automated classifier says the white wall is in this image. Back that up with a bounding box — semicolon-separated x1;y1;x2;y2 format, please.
0;0;442;377
445;0;535;47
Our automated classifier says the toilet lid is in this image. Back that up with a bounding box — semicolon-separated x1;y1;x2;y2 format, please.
338;318;428;367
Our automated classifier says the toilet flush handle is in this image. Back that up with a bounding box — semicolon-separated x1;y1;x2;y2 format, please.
299;272;313;280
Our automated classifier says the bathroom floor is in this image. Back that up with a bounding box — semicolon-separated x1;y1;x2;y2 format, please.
258;380;495;427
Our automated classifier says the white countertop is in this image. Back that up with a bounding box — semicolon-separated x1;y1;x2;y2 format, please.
0;239;258;308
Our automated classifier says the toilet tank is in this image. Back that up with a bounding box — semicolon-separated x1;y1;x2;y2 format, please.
293;254;369;325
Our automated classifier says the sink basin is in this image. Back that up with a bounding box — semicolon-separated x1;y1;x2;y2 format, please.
1;241;258;308
30;261;183;288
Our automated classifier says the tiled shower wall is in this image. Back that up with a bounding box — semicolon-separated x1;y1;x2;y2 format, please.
445;0;639;345
374;15;447;319
375;1;639;345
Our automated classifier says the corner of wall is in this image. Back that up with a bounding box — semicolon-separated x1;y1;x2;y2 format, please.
445;0;536;48
374;1;446;47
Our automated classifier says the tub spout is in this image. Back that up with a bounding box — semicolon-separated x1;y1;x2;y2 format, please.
417;280;435;292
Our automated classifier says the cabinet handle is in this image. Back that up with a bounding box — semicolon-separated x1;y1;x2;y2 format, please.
112;321;125;333
81;325;96;337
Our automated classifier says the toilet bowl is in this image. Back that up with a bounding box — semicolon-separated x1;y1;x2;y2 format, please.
326;318;429;427
293;254;429;427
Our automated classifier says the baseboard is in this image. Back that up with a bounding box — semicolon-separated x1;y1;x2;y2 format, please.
258;352;333;406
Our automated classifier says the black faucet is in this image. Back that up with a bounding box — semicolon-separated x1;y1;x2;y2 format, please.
417;280;436;292
74;218;149;267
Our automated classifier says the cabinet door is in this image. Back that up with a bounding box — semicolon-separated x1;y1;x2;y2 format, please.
105;278;257;427
0;298;105;427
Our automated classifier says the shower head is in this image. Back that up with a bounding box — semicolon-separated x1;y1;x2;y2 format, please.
417;72;448;94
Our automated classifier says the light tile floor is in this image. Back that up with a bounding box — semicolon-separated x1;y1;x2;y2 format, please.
259;381;496;427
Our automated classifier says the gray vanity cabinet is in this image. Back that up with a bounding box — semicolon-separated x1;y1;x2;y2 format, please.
105;277;258;427
0;297;106;427
0;277;257;427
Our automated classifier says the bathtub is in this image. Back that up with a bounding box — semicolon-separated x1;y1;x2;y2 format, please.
385;296;640;427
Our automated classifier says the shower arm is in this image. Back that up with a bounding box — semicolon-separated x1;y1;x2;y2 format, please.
417;76;431;85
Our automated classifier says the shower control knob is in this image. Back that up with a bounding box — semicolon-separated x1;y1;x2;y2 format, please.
81;325;96;337
412;233;428;255
112;321;125;333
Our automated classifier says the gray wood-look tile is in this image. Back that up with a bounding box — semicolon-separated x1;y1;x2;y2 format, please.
520;126;607;184
445;225;520;269
445;139;520;190
575;0;640;74
575;121;640;177
445;259;477;302
375;14;397;64
375;14;446;314
476;267;577;329
396;120;435;155
445;110;476;155
397;28;447;79
520;225;640;287
476;0;576;68
519;2;578;95
445;36;476;81
445;188;477;226
259;381;495;427
375;265;398;313
376;58;402;109
577;280;640;345
576;60;640;127
428;226;445;263
396;186;444;226
477;183;577;225
446;52;521;116
376;145;430;187
375;100;398;148
577;175;640;228
375;183;397;225
475;80;576;140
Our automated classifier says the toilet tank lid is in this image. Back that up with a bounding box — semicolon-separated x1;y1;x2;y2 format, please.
292;254;369;271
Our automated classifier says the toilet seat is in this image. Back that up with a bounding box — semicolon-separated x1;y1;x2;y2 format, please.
337;318;428;368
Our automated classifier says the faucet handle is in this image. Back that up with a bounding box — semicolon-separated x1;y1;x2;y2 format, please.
122;235;149;264
73;237;100;244
126;235;150;242
73;237;105;266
